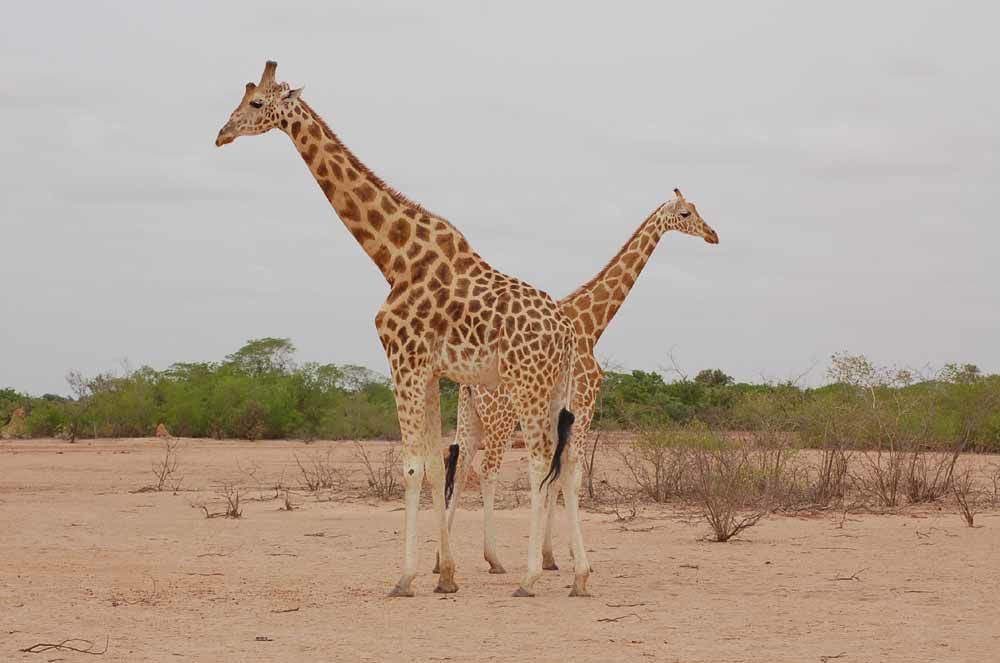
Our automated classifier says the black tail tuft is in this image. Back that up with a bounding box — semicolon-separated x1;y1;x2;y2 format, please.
444;443;460;506
541;408;575;488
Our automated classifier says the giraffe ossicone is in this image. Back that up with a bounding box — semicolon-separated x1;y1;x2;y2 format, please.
216;60;581;597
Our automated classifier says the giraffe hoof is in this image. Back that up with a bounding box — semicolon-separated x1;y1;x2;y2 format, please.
512;587;535;598
569;575;591;597
543;561;559;571
433;580;459;594
387;584;415;598
488;564;507;575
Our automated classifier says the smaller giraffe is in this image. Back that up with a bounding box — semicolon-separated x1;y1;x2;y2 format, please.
441;189;719;580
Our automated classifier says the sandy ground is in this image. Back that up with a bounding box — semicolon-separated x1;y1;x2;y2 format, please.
1;438;999;662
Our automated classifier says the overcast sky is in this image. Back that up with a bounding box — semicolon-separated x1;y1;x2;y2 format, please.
2;1;997;395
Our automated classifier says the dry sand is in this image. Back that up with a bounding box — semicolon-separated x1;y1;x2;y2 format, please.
1;438;998;662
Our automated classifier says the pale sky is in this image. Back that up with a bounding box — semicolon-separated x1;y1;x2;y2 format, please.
2;1;998;395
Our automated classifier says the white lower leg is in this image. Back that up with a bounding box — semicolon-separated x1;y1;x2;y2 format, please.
481;473;505;573
515;457;547;596
427;452;458;593
435;455;467;574
542;485;559;570
561;461;591;597
391;454;424;596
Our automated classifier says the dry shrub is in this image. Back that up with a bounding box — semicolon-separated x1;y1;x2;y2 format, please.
500;475;531;509
991;465;1000;507
294;450;341;491
904;449;960;504
732;384;853;509
220;484;242;518
280;489;295;511
739;431;809;510
150;437;182;492
353;442;401;500
852;429;960;508
199;483;243;519
952;469;980;527
853;448;906;507
614;427;693;502
794;395;853;506
581;430;602;500
615;423;769;540
828;354;965;507
605;484;640;522
691;438;768;542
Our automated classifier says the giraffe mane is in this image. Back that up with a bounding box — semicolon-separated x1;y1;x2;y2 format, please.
559;209;659;306
298;100;439;220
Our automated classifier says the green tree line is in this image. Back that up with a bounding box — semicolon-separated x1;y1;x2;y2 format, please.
2;341;999;451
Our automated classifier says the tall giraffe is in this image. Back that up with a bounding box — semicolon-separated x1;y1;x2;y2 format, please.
216;61;578;597
442;190;718;579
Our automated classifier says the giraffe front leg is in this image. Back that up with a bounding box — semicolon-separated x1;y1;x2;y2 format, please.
542;483;559;571
387;366;437;598
388;447;424;597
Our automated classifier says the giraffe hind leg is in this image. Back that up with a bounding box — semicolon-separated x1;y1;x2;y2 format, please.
542;485;560;570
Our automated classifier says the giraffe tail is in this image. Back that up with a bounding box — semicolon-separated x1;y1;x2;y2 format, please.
445;385;476;506
541;408;575;488
444;442;460;506
541;335;577;488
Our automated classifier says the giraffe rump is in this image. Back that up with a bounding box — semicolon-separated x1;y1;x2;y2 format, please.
444;443;460;506
541;408;575;488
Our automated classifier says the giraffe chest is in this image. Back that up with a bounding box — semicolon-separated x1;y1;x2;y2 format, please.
434;339;501;388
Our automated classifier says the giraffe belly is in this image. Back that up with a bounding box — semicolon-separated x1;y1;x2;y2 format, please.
435;343;501;389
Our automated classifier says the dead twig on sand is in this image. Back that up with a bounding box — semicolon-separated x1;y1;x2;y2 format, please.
272;607;300;613
831;568;867;582
605;602;645;608
21;636;109;655
597;613;642;623
819;653;848;662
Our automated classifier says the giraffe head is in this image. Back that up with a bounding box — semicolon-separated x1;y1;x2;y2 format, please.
659;188;719;244
215;61;303;147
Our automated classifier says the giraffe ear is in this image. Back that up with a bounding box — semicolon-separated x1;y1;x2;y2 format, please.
282;87;304;102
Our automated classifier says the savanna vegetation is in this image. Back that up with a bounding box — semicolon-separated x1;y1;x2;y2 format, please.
2;340;999;457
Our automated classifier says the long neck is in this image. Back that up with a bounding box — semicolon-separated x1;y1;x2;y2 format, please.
560;209;672;348
282;99;476;286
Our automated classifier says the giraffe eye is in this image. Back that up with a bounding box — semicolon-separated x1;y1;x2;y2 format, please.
249;100;264;109
680;210;691;218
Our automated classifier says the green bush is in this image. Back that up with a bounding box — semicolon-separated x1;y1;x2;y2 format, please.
6;347;999;447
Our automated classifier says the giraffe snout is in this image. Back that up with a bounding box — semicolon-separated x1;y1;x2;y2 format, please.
215;124;236;147
704;227;719;244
